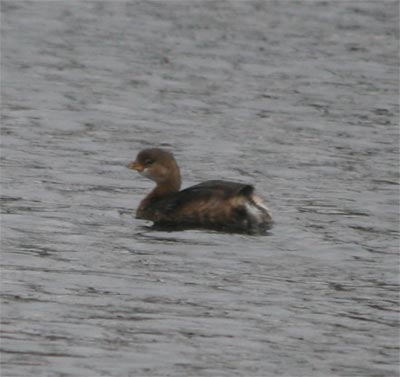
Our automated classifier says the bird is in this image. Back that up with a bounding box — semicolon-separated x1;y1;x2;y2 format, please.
128;148;273;234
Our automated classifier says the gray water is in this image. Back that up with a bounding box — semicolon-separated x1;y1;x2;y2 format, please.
1;1;399;376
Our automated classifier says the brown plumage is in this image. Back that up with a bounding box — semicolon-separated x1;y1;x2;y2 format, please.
128;148;273;234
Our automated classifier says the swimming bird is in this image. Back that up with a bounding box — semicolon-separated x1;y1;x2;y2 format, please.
128;148;272;234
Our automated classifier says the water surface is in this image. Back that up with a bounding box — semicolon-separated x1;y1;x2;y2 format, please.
1;2;399;376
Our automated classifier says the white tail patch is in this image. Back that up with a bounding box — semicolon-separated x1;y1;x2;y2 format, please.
228;193;273;232
243;195;270;221
252;195;272;217
245;202;264;221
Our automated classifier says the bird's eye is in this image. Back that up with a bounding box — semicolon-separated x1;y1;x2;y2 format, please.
145;159;154;165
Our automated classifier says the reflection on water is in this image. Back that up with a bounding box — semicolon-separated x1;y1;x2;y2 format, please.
2;1;399;376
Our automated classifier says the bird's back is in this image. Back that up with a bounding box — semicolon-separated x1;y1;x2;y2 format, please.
138;180;272;234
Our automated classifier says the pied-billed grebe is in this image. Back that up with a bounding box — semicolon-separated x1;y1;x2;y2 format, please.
128;148;273;234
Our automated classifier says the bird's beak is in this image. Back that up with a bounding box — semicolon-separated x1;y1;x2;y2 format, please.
127;161;143;172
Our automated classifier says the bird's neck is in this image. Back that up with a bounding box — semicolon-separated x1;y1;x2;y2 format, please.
150;179;181;199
